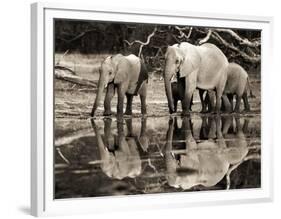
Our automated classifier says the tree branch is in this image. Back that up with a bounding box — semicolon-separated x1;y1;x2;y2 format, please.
198;29;213;45
55;68;97;88
175;26;193;39
212;31;261;63
124;27;157;57
215;28;261;47
56;148;70;164
55;65;76;75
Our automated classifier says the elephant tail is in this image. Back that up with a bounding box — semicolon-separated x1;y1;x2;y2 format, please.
247;77;256;98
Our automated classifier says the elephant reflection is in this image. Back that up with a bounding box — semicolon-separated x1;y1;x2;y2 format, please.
165;115;249;190
91;118;148;180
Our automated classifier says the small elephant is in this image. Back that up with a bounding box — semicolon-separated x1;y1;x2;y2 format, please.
91;54;148;117
222;63;254;112
201;63;254;113
170;77;194;112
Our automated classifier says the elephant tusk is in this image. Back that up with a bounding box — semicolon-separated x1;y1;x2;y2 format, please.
104;84;108;89
170;74;177;82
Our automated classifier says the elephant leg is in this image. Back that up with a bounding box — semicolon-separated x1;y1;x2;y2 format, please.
140;117;147;136
182;88;194;116
165;117;175;153
189;95;193;111
227;94;234;112
242;92;250;112
117;84;126;118
215;116;226;149
140;95;147;115
234;95;242;113
221;94;232;113
125;94;134;115
199;89;207;113
103;83;115;116
104;118;114;151
183;92;193;115
242;118;249;133
173;99;178;112
200;116;209;139
104;118;112;137
221;97;225;111
214;87;224;114
206;92;213;112
208;117;216;139
125;118;133;136
181;95;191;115
139;82;147;115
214;72;227;114
222;116;232;135
117;118;125;140
139;117;149;152
235;117;242;132
182;74;196;115
207;91;216;113
215;116;223;139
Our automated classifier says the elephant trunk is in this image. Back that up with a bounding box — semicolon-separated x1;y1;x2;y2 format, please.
164;72;175;114
91;75;106;117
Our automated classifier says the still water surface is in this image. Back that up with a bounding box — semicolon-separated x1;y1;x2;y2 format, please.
55;114;260;199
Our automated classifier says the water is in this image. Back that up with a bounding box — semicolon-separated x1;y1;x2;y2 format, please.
54;114;261;199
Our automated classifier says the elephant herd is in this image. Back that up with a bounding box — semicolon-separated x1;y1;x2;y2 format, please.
91;42;254;117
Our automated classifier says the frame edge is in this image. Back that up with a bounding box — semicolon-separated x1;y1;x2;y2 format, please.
31;2;44;217
31;2;274;216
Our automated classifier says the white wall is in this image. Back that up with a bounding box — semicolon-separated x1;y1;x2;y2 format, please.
0;0;280;218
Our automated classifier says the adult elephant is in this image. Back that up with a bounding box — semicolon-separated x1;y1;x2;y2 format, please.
164;42;229;114
91;54;148;117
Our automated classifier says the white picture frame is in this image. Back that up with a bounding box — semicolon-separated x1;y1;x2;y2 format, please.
31;2;274;217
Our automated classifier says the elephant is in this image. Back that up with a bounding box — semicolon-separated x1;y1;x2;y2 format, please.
164;42;229;115
171;79;193;112
91;54;148;117
201;63;255;113
91;117;148;180
164;115;249;190
222;62;254;112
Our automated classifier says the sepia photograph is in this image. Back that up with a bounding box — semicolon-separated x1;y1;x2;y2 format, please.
54;19;261;199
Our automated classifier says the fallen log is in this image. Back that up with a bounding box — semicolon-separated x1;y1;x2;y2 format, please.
55;68;97;88
55;65;76;75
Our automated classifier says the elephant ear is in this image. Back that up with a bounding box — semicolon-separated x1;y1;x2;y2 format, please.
114;58;129;84
179;56;199;78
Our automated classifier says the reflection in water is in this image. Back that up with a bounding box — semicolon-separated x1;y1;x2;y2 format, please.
55;115;261;199
91;118;148;180
165;116;249;190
